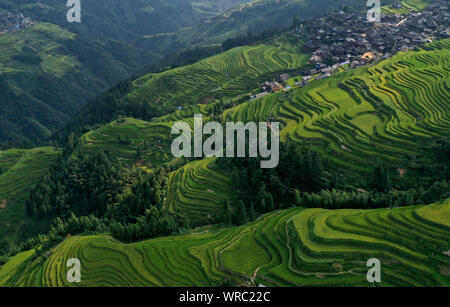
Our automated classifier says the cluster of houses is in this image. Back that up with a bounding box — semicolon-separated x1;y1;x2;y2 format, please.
250;75;291;100
291;0;449;82
251;1;448;100
0;12;32;35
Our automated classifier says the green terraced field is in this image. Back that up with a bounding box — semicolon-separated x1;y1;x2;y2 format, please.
128;43;308;110
0;22;78;76
0;147;60;247
80;118;174;168
1;200;448;287
226;39;450;176
383;0;429;14
167;158;232;222
79;40;450;219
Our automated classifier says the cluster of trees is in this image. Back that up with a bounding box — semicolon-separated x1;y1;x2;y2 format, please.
26;151;127;218
372;161;391;193
20;147;189;254
109;207;183;242
19;206;186;253
433;140;450;181
102;168;189;241
217;142;325;225
216;140;450;226
207;97;253;122
11;46;42;65
19;214;107;253
298;183;449;209
105;168;167;222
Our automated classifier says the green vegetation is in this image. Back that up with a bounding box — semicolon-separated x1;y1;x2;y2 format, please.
128;43;308;112
0;20;152;146
223;40;450;184
0;147;59;253
167;159;232;223
80;118;174;168
65;39;450;222
62;40;307;147
1;200;448;286
0;0;427;146
0;2;448;288
383;0;429;14
0;0;254;146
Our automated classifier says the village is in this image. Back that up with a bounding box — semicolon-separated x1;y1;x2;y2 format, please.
0;11;33;35
253;0;449;100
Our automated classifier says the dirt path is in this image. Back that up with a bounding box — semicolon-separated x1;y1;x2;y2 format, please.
217;212;284;286
0;199;6;209
250;267;262;285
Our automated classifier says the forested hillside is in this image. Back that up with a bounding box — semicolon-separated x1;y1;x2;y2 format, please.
55;36;308;140
0;38;446;254
0;0;427;146
0;146;59;254
57;39;449;225
0;0;387;147
0;0;253;146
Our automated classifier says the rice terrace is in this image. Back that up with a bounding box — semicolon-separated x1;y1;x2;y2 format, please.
0;0;449;294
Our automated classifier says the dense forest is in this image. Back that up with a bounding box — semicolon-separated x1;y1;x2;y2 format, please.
19;144;187;250
216;141;449;226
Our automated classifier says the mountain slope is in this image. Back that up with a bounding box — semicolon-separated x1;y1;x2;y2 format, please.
138;0;344;54
61;37;308;137
0;1;448;288
1;200;448;286
0;21;153;146
0;0;254;146
71;39;450;221
137;0;406;54
0;146;60;253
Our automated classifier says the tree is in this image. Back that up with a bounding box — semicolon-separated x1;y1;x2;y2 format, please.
221;199;232;225
267;193;275;211
310;152;324;192
248;202;256;221
234;200;248;225
136;146;142;159
260;198;267;213
295;189;301;206
372;161;391;193
256;183;267;211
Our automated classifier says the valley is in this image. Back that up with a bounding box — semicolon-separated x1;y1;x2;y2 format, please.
0;0;256;146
